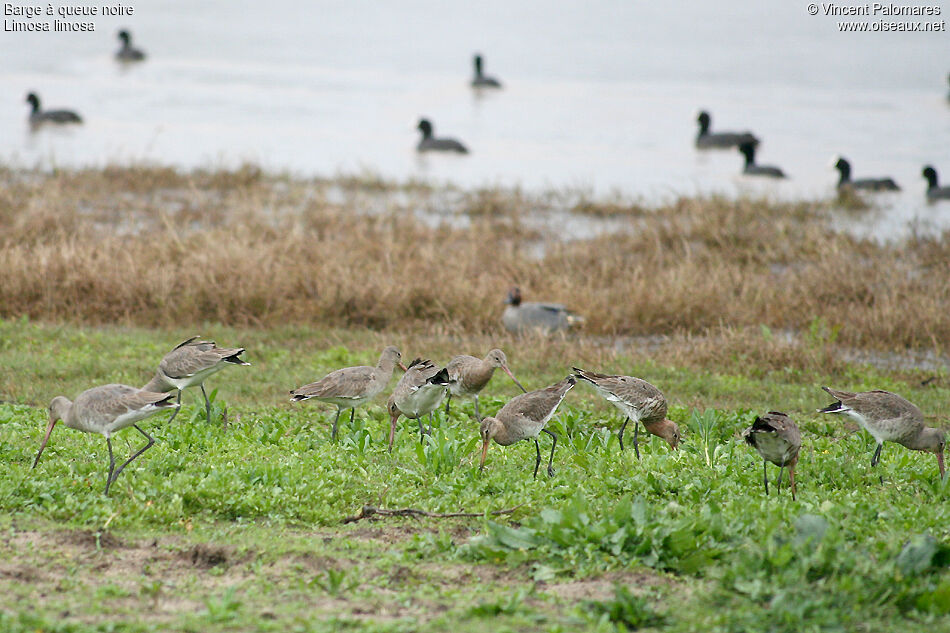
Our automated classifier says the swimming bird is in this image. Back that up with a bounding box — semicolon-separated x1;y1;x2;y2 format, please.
501;287;585;335
832;157;899;191
444;349;527;420
922;166;950;201
572;367;679;459
695;111;759;149
416;119;468;153
25;92;82;126
115;29;146;61
290;346;405;441
32;384;179;494
738;142;785;178
387;359;450;451
479;376;575;478
142;336;250;424
471;54;502;88
742;412;801;500
819;386;945;478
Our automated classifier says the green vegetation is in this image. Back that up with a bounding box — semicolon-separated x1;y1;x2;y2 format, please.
1;320;949;632
1;166;949;631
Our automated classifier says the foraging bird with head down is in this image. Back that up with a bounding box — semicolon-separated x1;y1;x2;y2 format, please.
479;376;575;478
142;336;250;424
387;358;451;451
819;386;945;478
742;411;801;500
573;367;679;458
33;384;179;494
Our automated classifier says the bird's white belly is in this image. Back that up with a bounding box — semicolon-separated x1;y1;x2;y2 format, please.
164;365;224;390
753;432;794;465
96;404;171;437
400;384;447;419
843;410;893;444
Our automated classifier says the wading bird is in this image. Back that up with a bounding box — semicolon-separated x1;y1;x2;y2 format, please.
742;412;801;500
444;349;526;420
479;376;575;478
291;346;405;441
143;336;250;424
819;386;945;478
387;359;450;451
573;367;679;458
33;384;179;494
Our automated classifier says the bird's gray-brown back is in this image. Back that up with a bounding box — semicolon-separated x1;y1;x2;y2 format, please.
69;384;173;429
573;368;667;423
498;376;575;422
743;411;801;466
159;337;245;379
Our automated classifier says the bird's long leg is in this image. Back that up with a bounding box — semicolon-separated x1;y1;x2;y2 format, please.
633;421;641;460
871;443;883;468
618;418;629;451
777;466;785;495
474;396;481;422
444;394;452;416
201;384;211;423
543;428;558;477
789;464;797;501
417;417;426;441
388;414;398;453
166;390;183;424
428;412;434;436
533;439;542;479
330;407;342;441
109;425;156;491
763;460;769;496
104;437;116;495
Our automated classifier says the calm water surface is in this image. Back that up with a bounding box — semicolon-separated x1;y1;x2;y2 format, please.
2;0;948;239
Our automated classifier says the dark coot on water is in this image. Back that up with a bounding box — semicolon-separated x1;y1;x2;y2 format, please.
738;142;785;179
116;29;146;62
695;110;759;149
833;157;899;191
416;119;468;153
471;54;502;88
922;166;950;201
26;93;82;126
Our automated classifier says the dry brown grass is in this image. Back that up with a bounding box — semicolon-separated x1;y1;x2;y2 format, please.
1;164;948;357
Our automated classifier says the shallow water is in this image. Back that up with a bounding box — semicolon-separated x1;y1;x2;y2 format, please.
2;0;948;239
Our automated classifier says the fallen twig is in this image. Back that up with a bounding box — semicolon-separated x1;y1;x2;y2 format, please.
342;503;525;524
